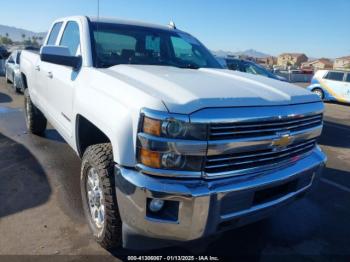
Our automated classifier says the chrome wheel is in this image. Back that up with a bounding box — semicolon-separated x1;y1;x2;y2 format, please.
313;89;324;100
86;168;105;229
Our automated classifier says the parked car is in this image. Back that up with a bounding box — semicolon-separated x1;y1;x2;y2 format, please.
0;45;9;59
5;50;24;93
24;46;40;51
222;58;288;82
21;16;326;250
307;70;350;103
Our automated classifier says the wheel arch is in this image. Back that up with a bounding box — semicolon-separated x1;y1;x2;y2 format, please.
21;72;28;90
75;114;112;158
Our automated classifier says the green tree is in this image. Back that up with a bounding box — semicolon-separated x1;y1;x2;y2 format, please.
0;34;13;45
30;36;39;47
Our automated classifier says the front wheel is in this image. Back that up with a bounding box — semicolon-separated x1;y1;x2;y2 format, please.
24;89;47;135
80;143;123;250
312;88;325;100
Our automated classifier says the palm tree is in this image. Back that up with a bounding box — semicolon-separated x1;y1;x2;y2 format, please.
21;33;26;42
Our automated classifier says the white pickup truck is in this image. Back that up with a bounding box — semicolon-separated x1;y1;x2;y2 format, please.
20;16;326;250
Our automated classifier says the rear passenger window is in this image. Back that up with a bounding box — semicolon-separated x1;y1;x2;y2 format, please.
60;21;81;56
93;31;136;55
325;71;345;81
47;22;63;45
346;74;350;83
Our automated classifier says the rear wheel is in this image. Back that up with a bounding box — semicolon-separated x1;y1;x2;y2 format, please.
24;89;47;135
312;88;324;100
81;143;123;250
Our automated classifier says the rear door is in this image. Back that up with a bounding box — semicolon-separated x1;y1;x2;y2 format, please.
36;22;64;108
322;71;346;101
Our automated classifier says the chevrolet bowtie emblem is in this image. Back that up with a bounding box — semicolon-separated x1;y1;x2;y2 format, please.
272;132;293;150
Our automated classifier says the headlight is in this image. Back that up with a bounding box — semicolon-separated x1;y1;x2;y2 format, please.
137;109;208;176
139;148;203;171
141;116;207;140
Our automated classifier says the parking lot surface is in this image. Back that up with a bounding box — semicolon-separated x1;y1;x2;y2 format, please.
0;77;350;261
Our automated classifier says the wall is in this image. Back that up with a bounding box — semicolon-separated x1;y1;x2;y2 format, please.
275;71;313;83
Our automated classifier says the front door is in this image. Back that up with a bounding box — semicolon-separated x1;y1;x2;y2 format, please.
45;20;81;138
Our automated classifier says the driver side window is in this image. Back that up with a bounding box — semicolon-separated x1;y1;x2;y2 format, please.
60;21;81;56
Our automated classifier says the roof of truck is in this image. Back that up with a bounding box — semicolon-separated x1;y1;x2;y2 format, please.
87;16;178;32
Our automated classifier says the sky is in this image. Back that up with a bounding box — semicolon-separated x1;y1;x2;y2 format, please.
0;0;349;58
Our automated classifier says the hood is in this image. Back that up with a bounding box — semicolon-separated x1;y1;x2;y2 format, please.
104;65;320;114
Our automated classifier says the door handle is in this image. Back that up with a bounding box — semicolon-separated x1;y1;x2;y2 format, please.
47;72;53;79
35;65;40;71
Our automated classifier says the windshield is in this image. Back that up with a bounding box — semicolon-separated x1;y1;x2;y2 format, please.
91;22;222;69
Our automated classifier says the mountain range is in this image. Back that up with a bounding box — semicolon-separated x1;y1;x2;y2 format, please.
0;24;46;42
212;49;272;58
1;24;273;59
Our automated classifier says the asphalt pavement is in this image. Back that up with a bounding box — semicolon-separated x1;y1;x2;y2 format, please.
0;77;350;261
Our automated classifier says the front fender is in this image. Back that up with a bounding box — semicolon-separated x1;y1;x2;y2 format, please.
73;68;167;166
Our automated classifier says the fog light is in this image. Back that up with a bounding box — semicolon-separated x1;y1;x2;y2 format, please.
149;199;164;212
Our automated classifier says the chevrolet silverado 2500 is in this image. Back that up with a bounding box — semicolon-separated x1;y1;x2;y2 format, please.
20;16;326;250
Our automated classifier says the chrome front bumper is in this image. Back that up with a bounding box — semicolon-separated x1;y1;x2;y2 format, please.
115;147;326;249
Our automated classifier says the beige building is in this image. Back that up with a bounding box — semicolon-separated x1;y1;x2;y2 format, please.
333;56;350;70
301;58;333;71
256;56;277;67
277;53;308;68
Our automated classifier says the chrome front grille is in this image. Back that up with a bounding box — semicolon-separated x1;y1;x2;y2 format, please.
209;114;323;140
189;103;324;179
205;139;317;174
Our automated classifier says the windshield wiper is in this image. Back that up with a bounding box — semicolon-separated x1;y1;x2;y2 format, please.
179;63;200;70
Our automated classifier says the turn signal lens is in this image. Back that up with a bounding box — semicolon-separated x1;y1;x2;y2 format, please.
143;117;161;136
140;148;161;168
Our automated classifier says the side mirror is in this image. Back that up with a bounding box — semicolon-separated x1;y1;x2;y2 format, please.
40;46;81;70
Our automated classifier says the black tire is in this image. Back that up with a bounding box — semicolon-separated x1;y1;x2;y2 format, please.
24;89;47;135
13;74;21;93
312;88;325;100
6;72;11;83
81;143;122;250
